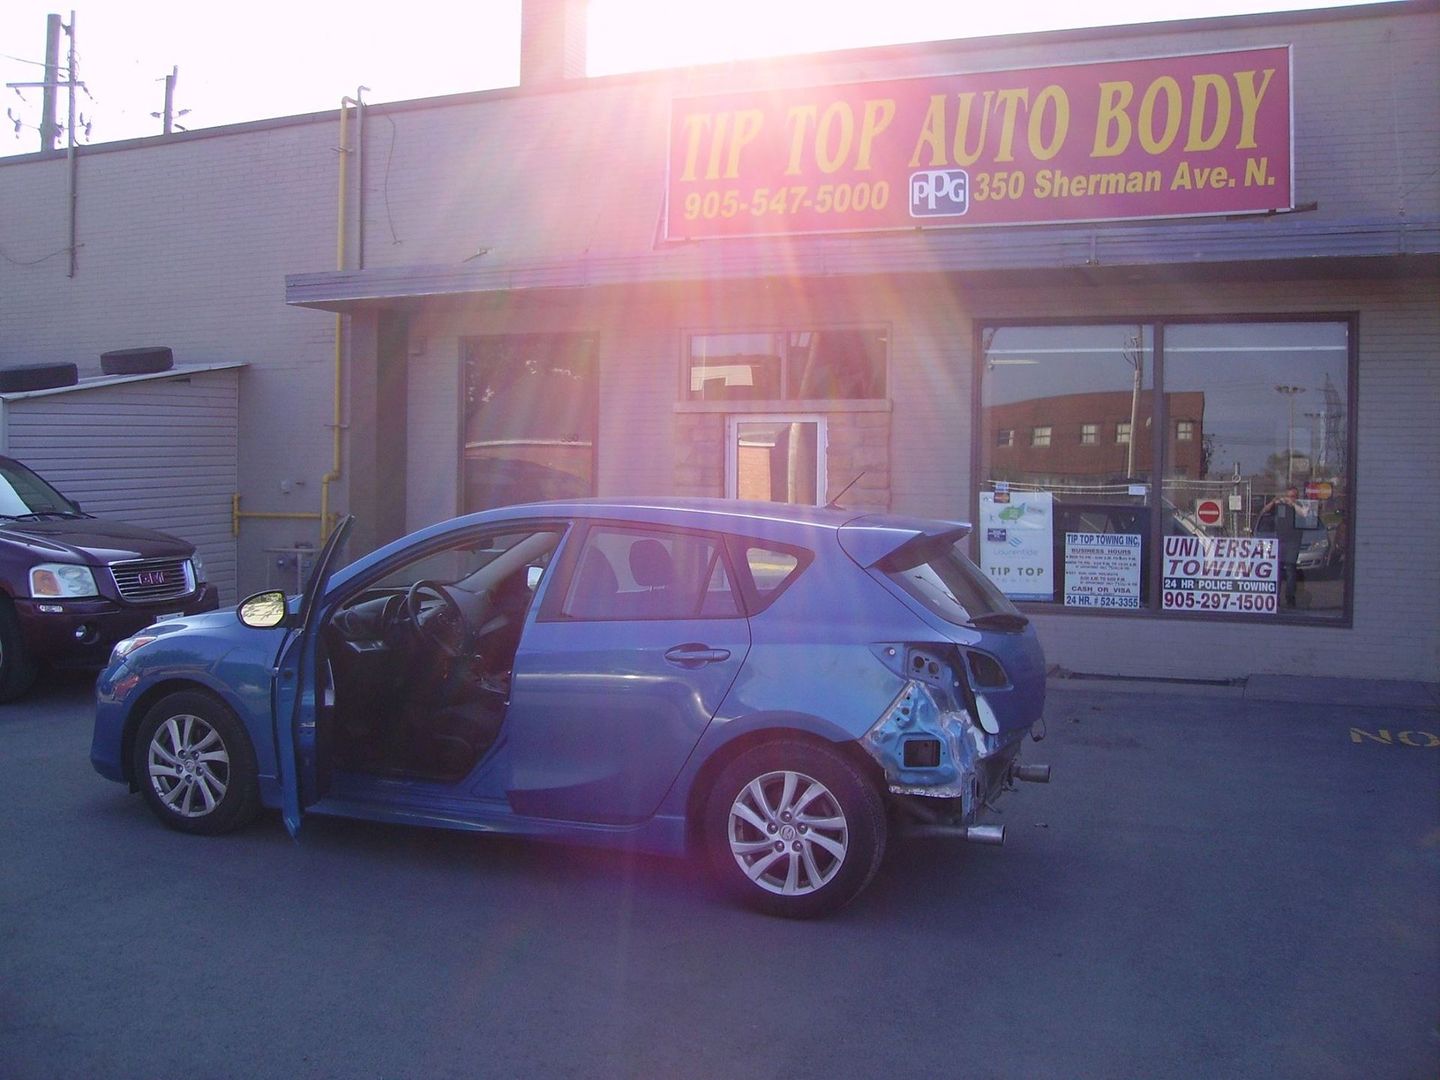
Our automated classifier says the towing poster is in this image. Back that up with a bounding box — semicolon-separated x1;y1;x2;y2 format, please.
1162;534;1278;614
979;490;1053;601
1064;532;1142;609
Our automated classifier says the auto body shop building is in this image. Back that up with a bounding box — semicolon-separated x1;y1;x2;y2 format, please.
1;0;1436;684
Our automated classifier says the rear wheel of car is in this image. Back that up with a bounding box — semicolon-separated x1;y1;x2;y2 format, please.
133;691;260;835
0;599;39;703
703;739;887;918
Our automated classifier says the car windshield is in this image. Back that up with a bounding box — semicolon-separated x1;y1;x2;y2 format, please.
881;535;1028;631
0;460;80;517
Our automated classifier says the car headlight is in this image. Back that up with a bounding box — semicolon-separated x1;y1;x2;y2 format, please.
110;634;158;663
30;563;99;598
190;551;207;585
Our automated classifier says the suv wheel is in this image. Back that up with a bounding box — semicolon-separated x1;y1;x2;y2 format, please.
0;600;39;703
703;740;886;918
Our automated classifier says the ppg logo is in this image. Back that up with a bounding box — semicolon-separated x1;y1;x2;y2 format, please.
909;170;969;217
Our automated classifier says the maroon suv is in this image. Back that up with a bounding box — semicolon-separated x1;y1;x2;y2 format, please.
0;456;218;701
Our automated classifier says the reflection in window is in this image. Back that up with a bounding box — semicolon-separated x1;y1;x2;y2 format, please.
728;417;824;505
688;333;782;400
1163;322;1350;619
978;320;1352;622
462;335;595;512
981;324;1153;497
687;329;885;401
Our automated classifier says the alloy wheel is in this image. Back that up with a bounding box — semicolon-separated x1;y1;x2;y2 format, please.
727;769;849;896
146;713;230;818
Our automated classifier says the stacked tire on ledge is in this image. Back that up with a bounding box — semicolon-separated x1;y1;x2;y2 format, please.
99;347;174;376
0;347;172;393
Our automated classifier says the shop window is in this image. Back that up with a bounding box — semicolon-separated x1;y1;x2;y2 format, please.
1080;423;1098;445
1162;323;1350;620
726;415;826;505
1031;426;1052;447
687;329;886;401
978;320;1352;623
462;334;596;513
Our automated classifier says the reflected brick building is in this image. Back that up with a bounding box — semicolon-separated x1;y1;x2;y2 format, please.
985;391;1205;485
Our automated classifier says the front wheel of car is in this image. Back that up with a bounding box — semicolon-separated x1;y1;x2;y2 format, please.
132;691;260;835
703;740;887;919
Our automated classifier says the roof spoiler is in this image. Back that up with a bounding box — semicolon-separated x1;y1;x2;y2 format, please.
837;516;972;569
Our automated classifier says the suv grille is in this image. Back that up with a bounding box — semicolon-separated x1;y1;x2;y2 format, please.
109;558;195;604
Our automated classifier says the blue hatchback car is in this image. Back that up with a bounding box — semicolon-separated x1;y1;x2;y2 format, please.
92;499;1049;917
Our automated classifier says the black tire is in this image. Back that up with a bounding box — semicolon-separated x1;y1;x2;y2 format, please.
0;599;40;703
0;362;78;393
100;346;173;376
703;739;887;919
132;690;261;835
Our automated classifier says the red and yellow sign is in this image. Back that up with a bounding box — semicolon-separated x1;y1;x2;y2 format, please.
666;47;1292;240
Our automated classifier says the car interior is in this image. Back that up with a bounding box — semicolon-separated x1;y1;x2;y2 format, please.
321;528;562;783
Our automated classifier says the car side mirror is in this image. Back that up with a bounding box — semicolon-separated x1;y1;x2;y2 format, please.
237;590;289;628
527;565;544;591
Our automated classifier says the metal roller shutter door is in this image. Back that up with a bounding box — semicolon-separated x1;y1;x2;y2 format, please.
0;364;243;604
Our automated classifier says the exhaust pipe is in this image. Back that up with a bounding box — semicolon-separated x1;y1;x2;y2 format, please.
1012;763;1051;784
901;822;1006;845
964;824;1006;846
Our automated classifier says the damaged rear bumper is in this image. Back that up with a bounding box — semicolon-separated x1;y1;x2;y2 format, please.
860;675;1049;842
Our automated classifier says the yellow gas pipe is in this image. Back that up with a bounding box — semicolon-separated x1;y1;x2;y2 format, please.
232;94;354;544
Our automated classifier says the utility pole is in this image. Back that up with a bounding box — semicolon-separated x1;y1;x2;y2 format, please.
1274;384;1304;487
6;12;85;276
39;13;61;151
163;66;177;134
64;11;79;277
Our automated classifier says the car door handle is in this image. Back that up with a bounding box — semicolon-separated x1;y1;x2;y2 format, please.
664;644;731;666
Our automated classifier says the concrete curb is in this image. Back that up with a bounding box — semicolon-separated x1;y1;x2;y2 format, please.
1047;671;1440;710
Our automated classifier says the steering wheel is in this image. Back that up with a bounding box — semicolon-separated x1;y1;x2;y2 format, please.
404;580;472;658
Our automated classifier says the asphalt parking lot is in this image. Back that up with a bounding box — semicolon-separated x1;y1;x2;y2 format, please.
2;670;1436;1079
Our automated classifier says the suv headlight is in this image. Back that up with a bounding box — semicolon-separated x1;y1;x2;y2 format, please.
190;551;207;585
30;563;99;598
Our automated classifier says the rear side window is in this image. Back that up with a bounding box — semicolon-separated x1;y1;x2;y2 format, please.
728;539;812;615
881;538;1027;630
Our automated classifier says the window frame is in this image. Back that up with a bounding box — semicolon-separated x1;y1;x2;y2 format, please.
971;313;1359;627
725;413;829;505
